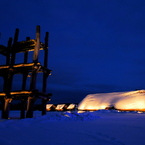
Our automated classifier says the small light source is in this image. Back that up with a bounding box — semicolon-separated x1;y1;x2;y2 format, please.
67;104;76;110
46;104;53;110
56;104;66;111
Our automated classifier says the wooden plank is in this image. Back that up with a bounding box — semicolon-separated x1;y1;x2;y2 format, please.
0;90;51;99
0;65;9;69
11;39;44;53
0;63;40;69
0;63;48;76
13;62;40;68
0;63;43;78
0;91;32;96
0;92;6;96
10;91;32;95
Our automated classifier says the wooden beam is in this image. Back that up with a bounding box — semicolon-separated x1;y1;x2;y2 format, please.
10;91;32;95
0;90;33;96
14;62;40;68
0;90;51;96
0;92;6;96
0;65;9;69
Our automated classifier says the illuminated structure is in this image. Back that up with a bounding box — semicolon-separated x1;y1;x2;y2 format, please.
0;26;51;119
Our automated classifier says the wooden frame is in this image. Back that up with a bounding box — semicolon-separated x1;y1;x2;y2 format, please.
0;26;52;119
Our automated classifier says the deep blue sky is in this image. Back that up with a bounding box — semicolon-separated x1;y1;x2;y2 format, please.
1;0;145;103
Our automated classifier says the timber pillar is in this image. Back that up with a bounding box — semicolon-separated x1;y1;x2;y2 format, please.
26;97;35;118
1;98;12;119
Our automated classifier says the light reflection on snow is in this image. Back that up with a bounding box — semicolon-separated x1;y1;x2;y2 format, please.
78;90;145;111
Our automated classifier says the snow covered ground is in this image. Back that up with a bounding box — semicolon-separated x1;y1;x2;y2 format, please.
0;110;145;145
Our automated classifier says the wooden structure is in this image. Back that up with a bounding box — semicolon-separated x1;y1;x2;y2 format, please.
0;25;51;119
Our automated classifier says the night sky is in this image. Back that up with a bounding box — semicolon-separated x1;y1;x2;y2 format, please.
1;0;145;103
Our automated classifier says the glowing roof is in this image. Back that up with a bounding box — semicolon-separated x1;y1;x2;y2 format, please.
78;90;145;111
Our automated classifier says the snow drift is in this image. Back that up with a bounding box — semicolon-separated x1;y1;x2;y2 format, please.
1;110;145;145
78;90;145;111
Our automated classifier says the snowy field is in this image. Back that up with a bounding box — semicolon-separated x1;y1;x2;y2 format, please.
0;110;145;145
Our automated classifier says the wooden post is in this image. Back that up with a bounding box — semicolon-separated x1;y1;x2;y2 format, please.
1;98;12;119
20;99;27;119
2;29;19;119
30;26;40;90
6;37;12;65
23;37;30;63
11;28;19;65
42;32;49;115
33;25;40;63
26;97;34;118
7;29;19;92
28;26;40;117
21;37;30;118
42;32;49;93
22;37;29;90
3;37;12;92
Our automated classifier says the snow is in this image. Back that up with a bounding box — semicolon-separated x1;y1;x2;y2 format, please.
0;110;145;145
1;90;145;145
78;90;145;111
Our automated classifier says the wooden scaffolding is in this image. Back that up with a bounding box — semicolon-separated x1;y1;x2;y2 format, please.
0;25;51;119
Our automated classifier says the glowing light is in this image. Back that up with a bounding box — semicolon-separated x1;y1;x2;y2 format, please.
56;104;65;110
78;90;145;111
67;104;76;110
46;104;53;110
